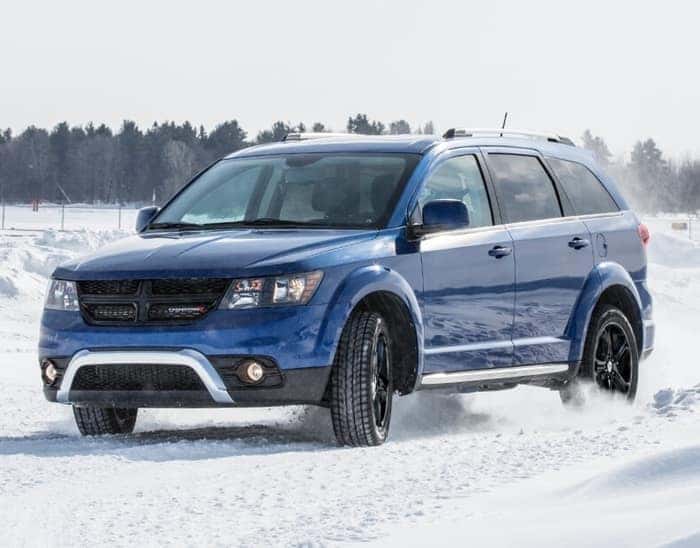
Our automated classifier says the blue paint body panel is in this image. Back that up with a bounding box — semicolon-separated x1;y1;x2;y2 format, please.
508;217;594;364
421;226;515;372
40;134;653;404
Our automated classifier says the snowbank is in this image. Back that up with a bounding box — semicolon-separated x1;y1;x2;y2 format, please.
648;229;700;268
378;443;700;548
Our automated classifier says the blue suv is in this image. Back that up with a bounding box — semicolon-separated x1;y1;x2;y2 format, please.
39;129;654;446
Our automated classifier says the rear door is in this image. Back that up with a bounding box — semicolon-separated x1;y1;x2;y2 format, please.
545;157;643;273
483;149;594;365
418;150;516;373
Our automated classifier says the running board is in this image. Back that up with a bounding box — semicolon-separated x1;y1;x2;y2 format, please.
420;363;569;386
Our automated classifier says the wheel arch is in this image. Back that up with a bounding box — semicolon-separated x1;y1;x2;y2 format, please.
319;265;424;395
567;262;644;364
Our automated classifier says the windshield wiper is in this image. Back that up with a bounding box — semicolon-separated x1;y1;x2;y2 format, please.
201;218;329;228
246;218;326;226
148;221;204;230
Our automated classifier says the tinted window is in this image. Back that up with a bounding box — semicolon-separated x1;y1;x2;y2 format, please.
418;155;492;228
548;158;619;215
488;154;562;223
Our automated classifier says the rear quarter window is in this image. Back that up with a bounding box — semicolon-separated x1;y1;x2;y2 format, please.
547;158;619;215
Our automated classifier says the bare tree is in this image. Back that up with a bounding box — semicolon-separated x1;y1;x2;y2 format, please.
163;140;197;198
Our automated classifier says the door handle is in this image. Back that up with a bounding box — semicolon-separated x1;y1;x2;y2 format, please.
568;237;590;250
488;245;512;258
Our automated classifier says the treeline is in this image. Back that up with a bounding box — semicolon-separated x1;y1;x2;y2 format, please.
0;115;431;205
0;117;697;213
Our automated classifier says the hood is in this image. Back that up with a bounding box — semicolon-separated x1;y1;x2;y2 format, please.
53;228;377;280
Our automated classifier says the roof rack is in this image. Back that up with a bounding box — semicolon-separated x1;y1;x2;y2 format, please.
283;132;366;142
442;128;575;146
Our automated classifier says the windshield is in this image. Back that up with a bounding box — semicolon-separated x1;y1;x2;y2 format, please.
151;153;420;230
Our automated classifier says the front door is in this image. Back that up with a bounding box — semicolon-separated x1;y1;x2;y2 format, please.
419;152;516;373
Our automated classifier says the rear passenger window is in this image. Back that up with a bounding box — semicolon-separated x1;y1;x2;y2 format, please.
418;155;492;228
487;154;562;223
548;158;619;215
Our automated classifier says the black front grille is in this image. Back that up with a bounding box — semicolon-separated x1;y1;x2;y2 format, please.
78;280;140;295
78;278;230;326
84;303;137;322
151;278;229;296
72;364;206;391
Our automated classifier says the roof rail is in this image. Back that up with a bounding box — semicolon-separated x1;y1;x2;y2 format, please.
442;128;575;146
283;132;365;142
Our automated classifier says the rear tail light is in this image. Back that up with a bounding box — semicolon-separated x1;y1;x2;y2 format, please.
638;223;650;247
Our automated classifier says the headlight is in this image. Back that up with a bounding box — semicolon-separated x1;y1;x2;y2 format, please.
219;271;323;310
45;280;80;311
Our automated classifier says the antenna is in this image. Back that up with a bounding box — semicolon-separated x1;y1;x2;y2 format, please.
500;112;508;136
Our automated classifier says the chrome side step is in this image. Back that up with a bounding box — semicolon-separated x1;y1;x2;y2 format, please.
57;349;234;404
420;363;569;386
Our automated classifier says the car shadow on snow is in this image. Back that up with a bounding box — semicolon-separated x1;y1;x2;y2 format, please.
0;393;499;461
0;422;333;462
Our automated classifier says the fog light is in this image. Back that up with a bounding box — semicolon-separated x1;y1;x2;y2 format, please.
43;360;58;384
241;360;265;384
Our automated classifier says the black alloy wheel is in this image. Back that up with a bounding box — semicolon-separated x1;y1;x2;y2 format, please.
593;321;634;395
371;329;392;431
560;304;639;405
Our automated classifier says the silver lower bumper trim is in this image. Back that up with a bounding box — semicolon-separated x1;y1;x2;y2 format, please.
57;349;234;404
420;363;569;386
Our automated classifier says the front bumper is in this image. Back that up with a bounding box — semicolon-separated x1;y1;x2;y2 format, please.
42;349;331;407
40;305;337;407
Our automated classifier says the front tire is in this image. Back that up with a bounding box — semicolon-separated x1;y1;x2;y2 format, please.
73;406;138;436
330;311;393;447
560;304;639;405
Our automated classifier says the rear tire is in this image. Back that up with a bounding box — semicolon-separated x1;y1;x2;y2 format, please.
330;311;393;447
560;304;639;405
73;406;138;435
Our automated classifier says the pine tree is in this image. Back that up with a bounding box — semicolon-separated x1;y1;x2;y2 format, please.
256;121;292;144
205;120;247;158
346;114;385;135
115;120;144;204
389;120;411;135
49;122;72;202
581;130;612;166
629;138;670;212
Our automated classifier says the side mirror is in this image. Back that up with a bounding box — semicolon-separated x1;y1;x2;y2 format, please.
135;206;160;232
409;199;469;238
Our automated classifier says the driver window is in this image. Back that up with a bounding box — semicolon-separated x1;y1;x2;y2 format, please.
418;155;493;228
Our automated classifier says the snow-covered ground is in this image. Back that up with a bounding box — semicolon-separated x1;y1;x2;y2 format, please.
0;217;699;547
0;204;138;232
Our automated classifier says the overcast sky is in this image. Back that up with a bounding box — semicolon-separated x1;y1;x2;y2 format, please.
2;0;697;157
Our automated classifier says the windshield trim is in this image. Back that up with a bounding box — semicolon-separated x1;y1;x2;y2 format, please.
148;220;378;232
147;152;422;232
